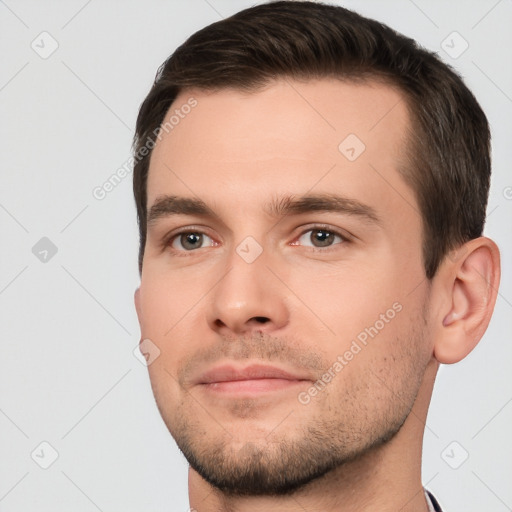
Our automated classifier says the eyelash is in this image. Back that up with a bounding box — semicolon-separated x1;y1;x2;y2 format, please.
164;224;350;255
291;224;349;251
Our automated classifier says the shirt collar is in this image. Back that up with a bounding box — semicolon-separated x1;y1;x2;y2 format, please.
425;489;442;511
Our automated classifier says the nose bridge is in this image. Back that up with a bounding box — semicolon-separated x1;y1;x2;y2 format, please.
218;236;270;307
208;235;288;334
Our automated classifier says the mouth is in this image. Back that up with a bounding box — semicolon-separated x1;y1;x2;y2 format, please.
203;378;308;394
196;363;311;395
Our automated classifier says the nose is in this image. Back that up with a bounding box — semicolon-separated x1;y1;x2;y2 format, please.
207;246;289;336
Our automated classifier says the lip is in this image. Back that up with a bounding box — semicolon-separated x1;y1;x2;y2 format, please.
203;378;307;393
195;363;311;398
197;364;310;384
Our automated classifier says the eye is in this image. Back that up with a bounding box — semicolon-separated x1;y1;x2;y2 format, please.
296;228;346;248
170;231;214;251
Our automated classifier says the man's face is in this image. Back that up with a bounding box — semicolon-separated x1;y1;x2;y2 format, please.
135;78;435;495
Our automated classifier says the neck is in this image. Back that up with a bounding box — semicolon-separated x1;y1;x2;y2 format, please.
188;360;438;512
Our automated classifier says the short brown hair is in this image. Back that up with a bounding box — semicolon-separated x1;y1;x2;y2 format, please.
132;0;491;278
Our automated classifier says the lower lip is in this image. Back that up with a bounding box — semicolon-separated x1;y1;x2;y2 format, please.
201;378;307;394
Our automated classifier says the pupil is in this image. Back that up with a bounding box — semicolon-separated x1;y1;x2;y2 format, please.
313;230;333;247
182;233;202;249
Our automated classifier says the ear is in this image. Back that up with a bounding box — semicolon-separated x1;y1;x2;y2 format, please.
134;287;143;327
432;237;500;364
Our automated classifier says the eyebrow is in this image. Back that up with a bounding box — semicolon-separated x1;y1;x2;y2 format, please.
147;193;380;227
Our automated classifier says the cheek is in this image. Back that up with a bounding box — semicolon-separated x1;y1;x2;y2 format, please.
146;361;185;436
138;270;206;338
137;276;206;388
318;301;427;419
285;263;401;343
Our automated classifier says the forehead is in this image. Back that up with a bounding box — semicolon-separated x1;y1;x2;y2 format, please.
147;78;416;222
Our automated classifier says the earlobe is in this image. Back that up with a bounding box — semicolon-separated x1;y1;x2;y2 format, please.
433;237;500;364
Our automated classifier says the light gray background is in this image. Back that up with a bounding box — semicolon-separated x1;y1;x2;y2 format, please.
1;1;511;511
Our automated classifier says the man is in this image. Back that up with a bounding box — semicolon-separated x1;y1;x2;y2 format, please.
132;1;500;510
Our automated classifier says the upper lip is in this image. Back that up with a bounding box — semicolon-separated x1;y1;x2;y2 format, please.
196;364;311;385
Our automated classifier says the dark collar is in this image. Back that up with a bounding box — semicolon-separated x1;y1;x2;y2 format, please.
426;489;443;511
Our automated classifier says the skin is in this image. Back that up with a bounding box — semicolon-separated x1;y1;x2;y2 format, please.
134;78;500;512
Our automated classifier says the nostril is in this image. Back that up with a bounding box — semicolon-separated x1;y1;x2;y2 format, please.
252;316;270;324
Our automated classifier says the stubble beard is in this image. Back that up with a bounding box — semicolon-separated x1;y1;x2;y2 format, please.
154;312;429;497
